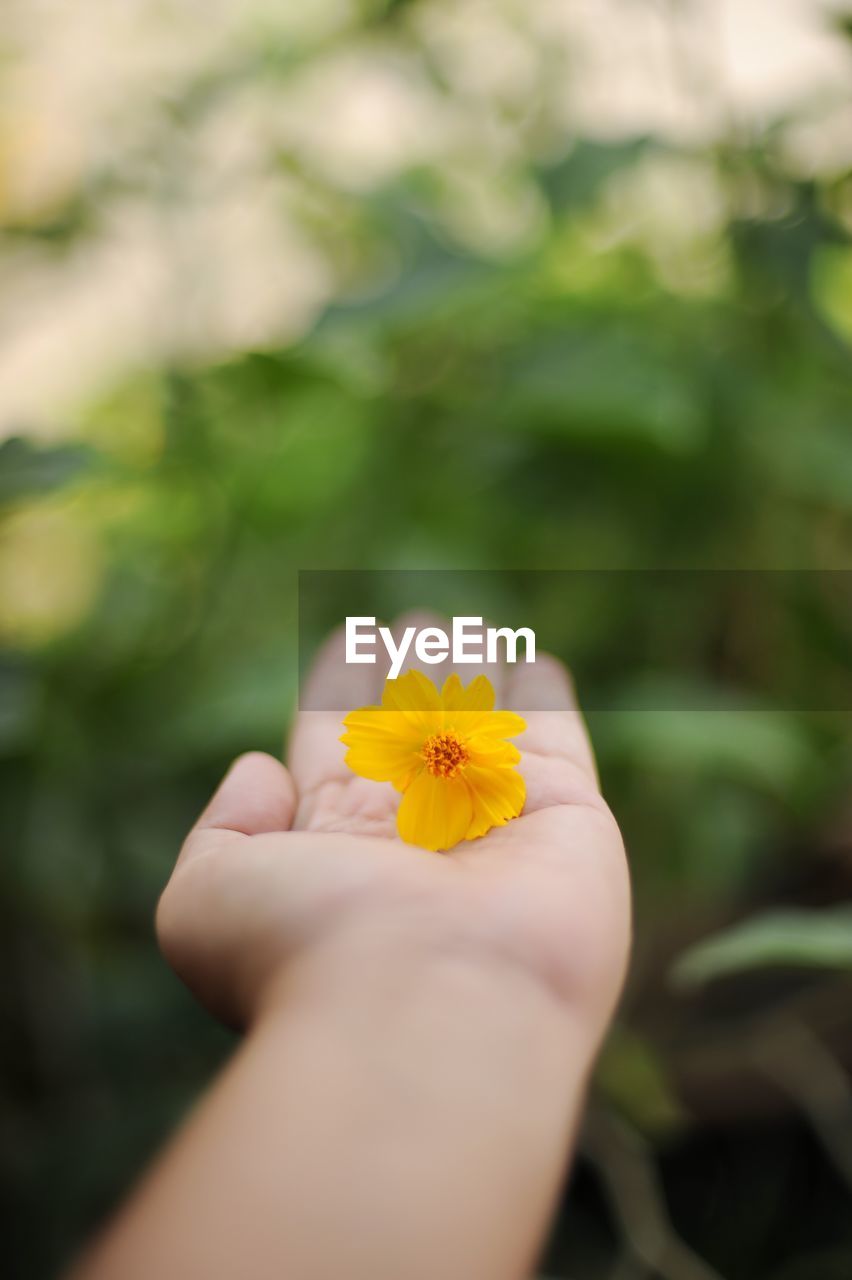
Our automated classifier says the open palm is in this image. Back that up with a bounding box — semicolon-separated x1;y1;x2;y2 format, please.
157;616;631;1033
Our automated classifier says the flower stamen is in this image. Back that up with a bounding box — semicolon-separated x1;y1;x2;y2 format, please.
422;731;469;779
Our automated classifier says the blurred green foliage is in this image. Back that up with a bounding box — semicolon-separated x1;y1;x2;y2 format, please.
2;5;852;1278
672;907;852;988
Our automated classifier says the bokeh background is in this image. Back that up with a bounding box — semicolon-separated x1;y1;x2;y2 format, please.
2;1;852;1277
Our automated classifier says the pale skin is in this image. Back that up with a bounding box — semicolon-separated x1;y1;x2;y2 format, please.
72;614;631;1280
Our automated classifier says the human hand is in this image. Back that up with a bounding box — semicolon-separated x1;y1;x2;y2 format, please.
77;619;632;1280
156;615;631;1033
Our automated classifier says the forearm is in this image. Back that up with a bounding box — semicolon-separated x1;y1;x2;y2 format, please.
73;928;596;1280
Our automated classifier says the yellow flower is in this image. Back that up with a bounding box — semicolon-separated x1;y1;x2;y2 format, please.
341;669;526;851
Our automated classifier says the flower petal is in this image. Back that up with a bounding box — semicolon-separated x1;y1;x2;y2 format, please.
341;706;424;786
382;669;445;737
441;673;495;713
463;763;526;840
396;769;473;852
467;736;521;768
342;706;423;747
469;710;527;740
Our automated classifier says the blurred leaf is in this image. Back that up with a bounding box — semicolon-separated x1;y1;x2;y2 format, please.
501;328;706;453
752;413;852;511
733;187;840;307
595;1027;684;1135
671;907;852;988
596;701;816;795
811;244;852;345
0;438;94;508
0;655;39;752
162;644;297;757
540;139;651;213
318;195;491;331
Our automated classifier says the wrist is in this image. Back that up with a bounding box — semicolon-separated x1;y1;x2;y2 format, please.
254;904;570;1036
242;906;589;1280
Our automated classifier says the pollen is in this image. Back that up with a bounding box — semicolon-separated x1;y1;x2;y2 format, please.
422;731;470;779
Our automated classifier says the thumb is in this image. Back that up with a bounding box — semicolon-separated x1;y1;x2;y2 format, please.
158;753;299;1027
179;752;298;866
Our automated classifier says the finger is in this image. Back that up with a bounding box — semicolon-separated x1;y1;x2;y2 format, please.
506;654;600;791
179;752;298;866
289;624;384;797
389;609;508;703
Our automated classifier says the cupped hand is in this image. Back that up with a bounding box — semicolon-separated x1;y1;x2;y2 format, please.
157;615;631;1033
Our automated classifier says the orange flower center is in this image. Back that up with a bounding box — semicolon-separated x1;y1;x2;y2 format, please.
422;731;469;779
